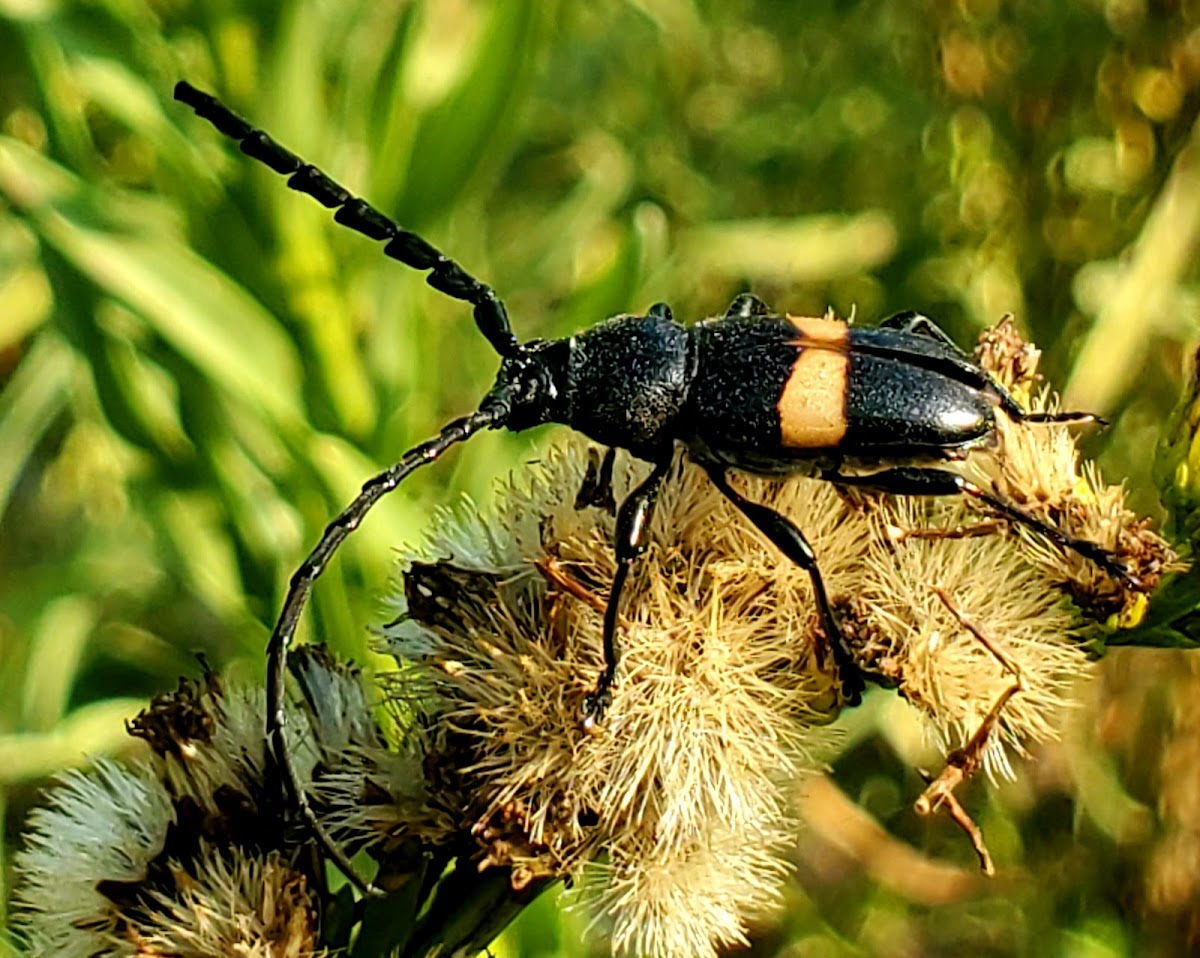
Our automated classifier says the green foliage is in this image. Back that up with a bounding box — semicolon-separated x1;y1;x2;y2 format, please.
3;0;1200;954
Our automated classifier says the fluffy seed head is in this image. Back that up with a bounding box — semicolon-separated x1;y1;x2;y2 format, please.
379;442;856;954
12;760;175;958
122;847;323;958
849;496;1088;778
12;669;337;958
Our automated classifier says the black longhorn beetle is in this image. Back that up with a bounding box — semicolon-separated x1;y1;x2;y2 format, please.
174;81;1140;894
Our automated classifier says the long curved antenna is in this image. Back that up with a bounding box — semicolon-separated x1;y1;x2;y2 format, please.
173;81;519;359
268;402;509;894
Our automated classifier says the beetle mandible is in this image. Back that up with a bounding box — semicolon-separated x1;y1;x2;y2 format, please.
174;81;1140;894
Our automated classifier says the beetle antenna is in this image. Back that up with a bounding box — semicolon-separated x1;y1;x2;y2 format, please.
173;81;519;359
267;399;510;895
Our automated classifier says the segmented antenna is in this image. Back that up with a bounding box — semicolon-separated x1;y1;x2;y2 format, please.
265;404;508;895
175;82;522;894
173;81;520;358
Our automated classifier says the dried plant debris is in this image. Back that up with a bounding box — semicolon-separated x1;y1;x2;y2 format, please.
969;317;1177;623
13;318;1179;958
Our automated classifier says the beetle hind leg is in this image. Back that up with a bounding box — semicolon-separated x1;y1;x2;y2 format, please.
1013;408;1105;427
878;311;1103;428
823;466;1140;589
880;310;965;351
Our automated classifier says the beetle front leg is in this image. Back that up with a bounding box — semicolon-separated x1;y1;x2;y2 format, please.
584;453;674;727
704;467;868;704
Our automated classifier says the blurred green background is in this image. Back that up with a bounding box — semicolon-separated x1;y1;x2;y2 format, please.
2;0;1200;955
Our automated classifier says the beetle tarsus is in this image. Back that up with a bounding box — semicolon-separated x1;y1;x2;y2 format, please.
582;687;613;731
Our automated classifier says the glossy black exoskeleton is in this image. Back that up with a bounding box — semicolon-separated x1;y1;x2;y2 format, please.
174;81;1138;893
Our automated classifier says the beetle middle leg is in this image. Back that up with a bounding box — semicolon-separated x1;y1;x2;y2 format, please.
822;466;1139;588
583;452;674;727
704;466;869;703
575;446;617;514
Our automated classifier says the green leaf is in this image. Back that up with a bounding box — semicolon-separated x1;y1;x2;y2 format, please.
0;137;305;429
0;333;71;521
396;0;551;226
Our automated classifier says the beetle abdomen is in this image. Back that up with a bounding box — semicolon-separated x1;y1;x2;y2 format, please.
842;349;992;453
685;314;817;455
686;314;994;471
